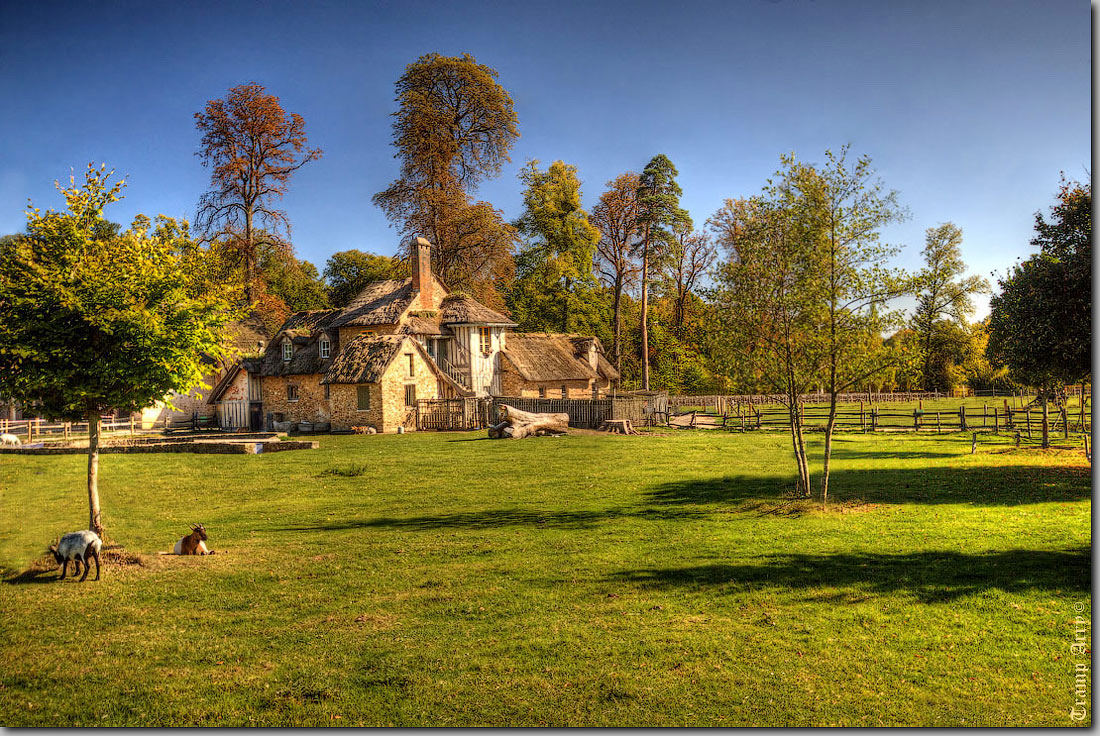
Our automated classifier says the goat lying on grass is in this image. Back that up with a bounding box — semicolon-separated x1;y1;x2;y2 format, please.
173;524;214;555
49;531;102;581
1;433;21;446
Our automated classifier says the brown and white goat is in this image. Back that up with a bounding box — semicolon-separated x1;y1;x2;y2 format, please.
173;523;213;555
49;530;102;582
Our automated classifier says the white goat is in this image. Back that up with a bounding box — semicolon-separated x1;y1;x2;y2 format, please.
0;433;21;446
48;530;103;582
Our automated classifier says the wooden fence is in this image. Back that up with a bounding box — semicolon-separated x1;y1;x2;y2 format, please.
415;398;491;431
695;401;1091;436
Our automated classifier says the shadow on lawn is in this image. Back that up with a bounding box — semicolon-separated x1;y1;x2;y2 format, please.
647;464;1091;507
273;505;703;533
607;547;1091;602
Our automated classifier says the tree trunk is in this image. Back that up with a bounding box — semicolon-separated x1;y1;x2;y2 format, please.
87;410;103;536
612;278;622;383
640;240;650;391
489;405;569;439
821;394;839;509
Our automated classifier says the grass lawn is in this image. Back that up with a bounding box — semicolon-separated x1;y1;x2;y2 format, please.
0;429;1090;726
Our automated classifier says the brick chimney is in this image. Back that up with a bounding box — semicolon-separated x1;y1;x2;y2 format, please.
410;236;433;309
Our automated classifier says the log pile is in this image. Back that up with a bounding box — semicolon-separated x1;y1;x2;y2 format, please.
488;405;569;439
599;419;639;435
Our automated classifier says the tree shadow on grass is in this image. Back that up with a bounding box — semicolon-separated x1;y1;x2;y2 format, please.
272;505;703;533
647;464;1091;507
607;547;1091;603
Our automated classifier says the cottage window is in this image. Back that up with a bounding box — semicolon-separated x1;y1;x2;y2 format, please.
538;387;546;398
357;386;371;411
323;383;331;400
561;385;567;399
287;384;299;402
282;341;293;362
404;384;417;407
406;354;415;377
479;326;491;356
319;338;331;359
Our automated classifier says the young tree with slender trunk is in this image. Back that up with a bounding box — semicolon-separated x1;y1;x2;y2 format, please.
911;222;989;391
712;192;828;496
635;155;688;390
373;53;520;300
796;148;911;507
194;82;322;303
0;166;238;535
591;172;642;379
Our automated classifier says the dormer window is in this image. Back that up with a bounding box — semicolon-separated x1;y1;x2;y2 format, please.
319;337;331;359
282;341;293;362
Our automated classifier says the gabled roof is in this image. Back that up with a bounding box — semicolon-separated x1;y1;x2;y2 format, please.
440;294;517;326
321;334;465;395
260;309;342;377
331;279;417;327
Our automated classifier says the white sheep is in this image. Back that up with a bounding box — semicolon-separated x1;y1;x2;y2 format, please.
0;433;21;446
48;530;103;582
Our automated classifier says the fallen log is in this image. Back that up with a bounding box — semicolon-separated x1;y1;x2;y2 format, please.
488;405;569;439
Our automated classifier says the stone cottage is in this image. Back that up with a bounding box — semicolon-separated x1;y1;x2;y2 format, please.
249;237;619;433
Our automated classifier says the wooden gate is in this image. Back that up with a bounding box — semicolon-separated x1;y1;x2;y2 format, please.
416;398;489;431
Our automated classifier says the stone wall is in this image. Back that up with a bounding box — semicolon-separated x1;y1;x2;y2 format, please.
262;374;332;425
498;364;595;399
328;382;383;431
378;344;442;431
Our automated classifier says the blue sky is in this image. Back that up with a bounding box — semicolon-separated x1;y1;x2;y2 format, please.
0;0;1090;318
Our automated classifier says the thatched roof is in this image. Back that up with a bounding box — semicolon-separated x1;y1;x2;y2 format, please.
440;294;516;326
260;309;342;377
398;316;445;336
321;334;405;384
225;313;271;353
331;279;416;327
501;333;599;382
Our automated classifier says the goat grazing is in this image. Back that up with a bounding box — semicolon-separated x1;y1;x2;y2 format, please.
48;530;102;582
173;523;213;555
1;433;21;446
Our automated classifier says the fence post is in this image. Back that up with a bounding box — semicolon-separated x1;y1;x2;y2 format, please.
936;412;941;434
1025;408;1031;439
993;409;998;434
959;406;967;431
971;433;977;454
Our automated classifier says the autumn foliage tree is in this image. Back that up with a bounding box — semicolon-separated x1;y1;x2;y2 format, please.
0;166;238;535
194;82;322;302
591;172;642;376
373;53;520;305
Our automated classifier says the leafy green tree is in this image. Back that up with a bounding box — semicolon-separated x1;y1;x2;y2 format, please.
798;148;910;506
911;223;989;390
635;154;689;390
509;160;601;333
987;177;1091;446
0;165;238;535
372;53;519;300
259;251;329;312
323;249;409;307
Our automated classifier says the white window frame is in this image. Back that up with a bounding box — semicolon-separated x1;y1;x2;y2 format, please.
479;326;492;357
282;341;293;362
319;338;331;359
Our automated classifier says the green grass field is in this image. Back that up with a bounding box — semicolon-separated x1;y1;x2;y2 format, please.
0;429;1090;726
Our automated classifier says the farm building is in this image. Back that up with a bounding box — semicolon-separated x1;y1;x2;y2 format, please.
237;237;618;433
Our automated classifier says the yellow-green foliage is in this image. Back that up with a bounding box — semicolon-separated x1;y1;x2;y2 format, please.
0;164;240;419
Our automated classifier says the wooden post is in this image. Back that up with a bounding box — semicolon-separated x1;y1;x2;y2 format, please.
1026;407;1032;439
983;405;988;427
971;432;977;454
130;414;135;437
860;400;865;431
1015;431;1021;448
872;407;878;431
959;406;967;431
936;412;941;434
993;408;998;434
913;409;919;431
1061;405;1069;439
